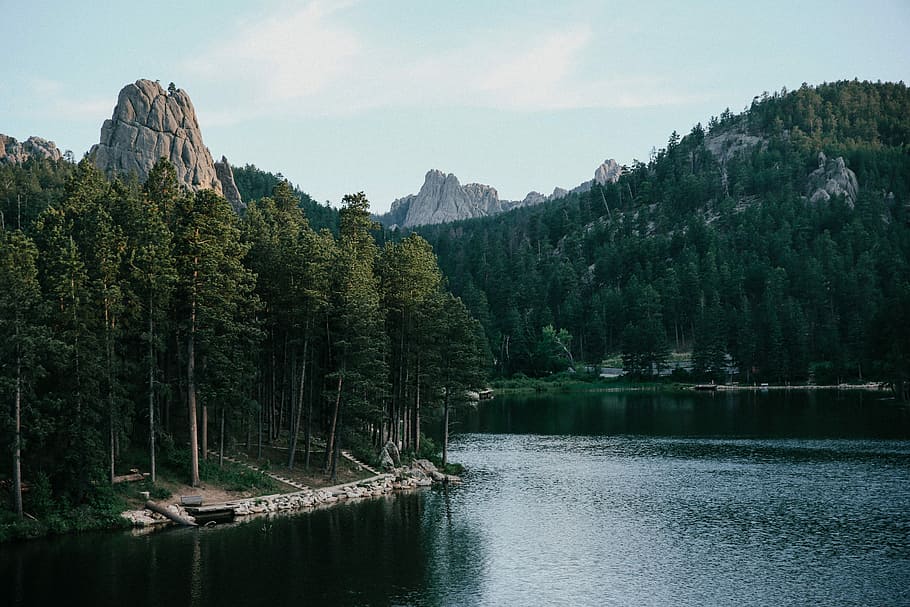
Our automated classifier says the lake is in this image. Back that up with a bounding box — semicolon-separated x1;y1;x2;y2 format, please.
4;390;910;606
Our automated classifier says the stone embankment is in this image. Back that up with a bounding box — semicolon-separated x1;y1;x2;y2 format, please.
121;460;458;529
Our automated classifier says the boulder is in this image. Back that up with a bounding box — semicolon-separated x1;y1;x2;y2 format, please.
379;440;401;469
413;459;438;475
806;152;859;207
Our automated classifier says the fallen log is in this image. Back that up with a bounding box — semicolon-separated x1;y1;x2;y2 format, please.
145;500;198;526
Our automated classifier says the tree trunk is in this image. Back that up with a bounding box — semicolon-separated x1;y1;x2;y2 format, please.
219;408;225;468
187;329;200;486
202;405;208;461
269;339;276;443
186;236;202;486
13;342;23;518
109;421;115;485
257;387;263;459
442;389;450;469
325;374;343;473
149;298;156;484
276;334;289;442
187;249;200;486
331;401;342;483
304;369;313;470
414;353;421;454
288;333;309;469
106;298;115;485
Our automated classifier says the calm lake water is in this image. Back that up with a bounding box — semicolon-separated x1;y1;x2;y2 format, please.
4;390;910;606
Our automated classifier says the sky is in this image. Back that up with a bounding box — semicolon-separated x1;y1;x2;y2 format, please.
2;0;909;213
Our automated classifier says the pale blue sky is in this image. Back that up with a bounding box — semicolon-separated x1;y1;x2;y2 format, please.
2;0;908;212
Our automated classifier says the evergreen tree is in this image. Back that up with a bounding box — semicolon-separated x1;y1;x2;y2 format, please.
0;231;47;516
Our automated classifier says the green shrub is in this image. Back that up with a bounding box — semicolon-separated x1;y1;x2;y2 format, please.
26;472;54;516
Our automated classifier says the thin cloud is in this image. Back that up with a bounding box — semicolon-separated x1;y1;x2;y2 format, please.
29;78;65;96
55;98;115;119
184;0;361;106
183;2;700;117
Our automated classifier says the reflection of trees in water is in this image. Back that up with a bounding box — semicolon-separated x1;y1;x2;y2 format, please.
190;530;202;607
456;390;896;438
418;486;487;606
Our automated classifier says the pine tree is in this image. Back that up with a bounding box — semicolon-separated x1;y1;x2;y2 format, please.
0;231;46;516
173;188;257;486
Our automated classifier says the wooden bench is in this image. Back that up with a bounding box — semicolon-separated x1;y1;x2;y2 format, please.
179;495;203;507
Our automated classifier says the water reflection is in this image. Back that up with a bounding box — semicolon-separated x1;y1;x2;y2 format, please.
458;390;910;439
3;392;909;606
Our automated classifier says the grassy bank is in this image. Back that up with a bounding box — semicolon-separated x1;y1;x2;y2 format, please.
490;372;690;395
0;450;282;543
0;439;427;543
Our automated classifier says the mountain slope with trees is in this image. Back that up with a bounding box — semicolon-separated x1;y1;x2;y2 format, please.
410;80;910;395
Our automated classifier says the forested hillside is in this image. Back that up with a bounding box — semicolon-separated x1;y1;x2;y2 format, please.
412;81;910;392
232;163;339;233
0;158;485;524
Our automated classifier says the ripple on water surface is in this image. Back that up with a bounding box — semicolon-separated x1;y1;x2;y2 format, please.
444;433;910;606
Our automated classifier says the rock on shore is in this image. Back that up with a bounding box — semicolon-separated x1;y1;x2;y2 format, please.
121;460;460;528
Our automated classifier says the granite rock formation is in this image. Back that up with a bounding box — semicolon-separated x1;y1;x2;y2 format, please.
214;155;245;212
387;170;508;228
567;159;624;196
806;152;859;207
379;159;623;228
0;134;63;164
91;79;240;207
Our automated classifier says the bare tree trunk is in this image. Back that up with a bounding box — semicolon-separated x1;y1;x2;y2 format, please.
187;329;199;486
276;334;289;441
13;341;23;518
331;402;342;483
288;333;309;469
187;246;200;487
269;339;276;443
442;389;450;469
246;409;251;455
325;374;343;473
414;354;421;454
106;298;115;485
304;368;313;470
149;297;156;483
202;405;208;461
109;422;115;485
257;386;263;459
219;408;225;468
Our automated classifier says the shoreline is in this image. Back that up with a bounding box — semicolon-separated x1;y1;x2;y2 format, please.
490;379;892;396
703;382;888;392
121;459;458;531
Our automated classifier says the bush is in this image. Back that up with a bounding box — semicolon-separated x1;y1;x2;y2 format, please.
417;435;439;461
199;459;276;493
26;472;54;517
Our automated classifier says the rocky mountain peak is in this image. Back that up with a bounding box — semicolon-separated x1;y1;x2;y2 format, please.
378;159;624;228
0;134;63;164
594;159;622;185
90;79;242;210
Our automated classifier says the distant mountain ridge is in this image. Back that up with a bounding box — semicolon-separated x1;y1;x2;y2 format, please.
378;159;623;228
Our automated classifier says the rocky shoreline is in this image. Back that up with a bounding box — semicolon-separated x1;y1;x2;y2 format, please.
121;459;459;529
